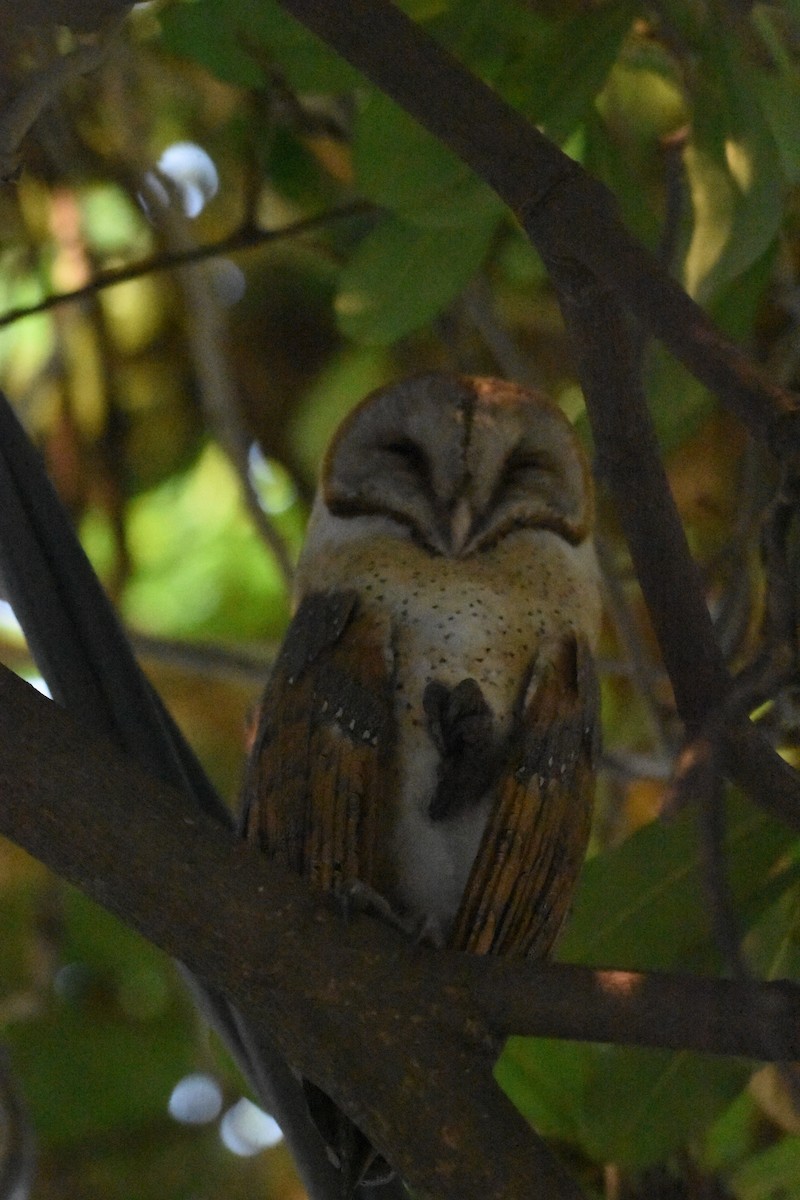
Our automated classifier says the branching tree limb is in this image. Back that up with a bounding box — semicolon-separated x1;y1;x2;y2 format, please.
0;204;372;331
0;388;348;1200
1;662;799;1200
0;662;579;1200
274;0;800;452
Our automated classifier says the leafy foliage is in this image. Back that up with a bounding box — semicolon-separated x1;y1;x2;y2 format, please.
1;0;800;1197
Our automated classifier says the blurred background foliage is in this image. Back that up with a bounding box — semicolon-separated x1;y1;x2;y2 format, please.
1;0;800;1196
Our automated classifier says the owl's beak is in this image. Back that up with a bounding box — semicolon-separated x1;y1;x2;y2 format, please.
449;495;473;555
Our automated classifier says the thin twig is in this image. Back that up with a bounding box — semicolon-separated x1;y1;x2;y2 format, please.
0;204;373;331
0;629;272;687
684;734;800;1110
698;766;749;977
461;274;545;389
140;173;297;590
710;442;769;664
131;632;273;685
731;463;800;704
554;263;732;726
595;534;673;758
0;1047;35;1200
630;126;688;364
656;128;689;271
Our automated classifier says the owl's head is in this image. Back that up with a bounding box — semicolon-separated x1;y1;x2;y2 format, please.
318;372;593;558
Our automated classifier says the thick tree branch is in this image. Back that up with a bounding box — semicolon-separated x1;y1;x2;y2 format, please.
2;8;799;1193
0;391;342;1200
545;266;800;827
0;663;581;1200
274;0;800;454
1;663;800;1198
551;266;731;728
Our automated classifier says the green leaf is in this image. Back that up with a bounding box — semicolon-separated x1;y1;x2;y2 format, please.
742;874;800;981
730;1136;800;1200
580;1047;751;1168
354;91;503;227
643;346;715;457
502;2;638;142
710;241;778;342
122;443;292;641
7;890;196;1146
428;0;551;77
583;111;663;253
500;789;794;1170
335;212;499;344
494;1037;594;1144
159;0;360;92
558;794;793;972
701;1090;760;1175
645;244;776;457
748;4;800;186
159;0;263;88
498;1038;751;1169
684;37;785;305
290;346;392;479
752;69;800;185
498;787;790;1170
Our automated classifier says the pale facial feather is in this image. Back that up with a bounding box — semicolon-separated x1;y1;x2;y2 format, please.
322;373;591;559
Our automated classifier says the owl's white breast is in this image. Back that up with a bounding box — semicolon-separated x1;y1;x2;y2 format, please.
295;502;601;940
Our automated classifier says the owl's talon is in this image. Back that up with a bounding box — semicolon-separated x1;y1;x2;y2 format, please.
340;879;416;937
341;882;444;951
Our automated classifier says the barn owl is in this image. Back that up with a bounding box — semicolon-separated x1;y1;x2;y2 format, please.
243;371;602;959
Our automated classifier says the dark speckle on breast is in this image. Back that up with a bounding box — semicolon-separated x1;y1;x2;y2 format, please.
313;528;595;735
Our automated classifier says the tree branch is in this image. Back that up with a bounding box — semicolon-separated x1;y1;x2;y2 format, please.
139;172;297;590
274;0;800;454
1;662;800;1200
0;204;372;331
0;390;343;1200
543;261;800;828
553;265;731;727
0;663;580;1200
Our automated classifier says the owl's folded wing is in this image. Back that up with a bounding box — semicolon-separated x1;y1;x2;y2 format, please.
242;590;394;894
450;635;600;958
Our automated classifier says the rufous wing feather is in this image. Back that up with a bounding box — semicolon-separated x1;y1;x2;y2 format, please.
242;590;395;896
450;635;600;958
242;591;397;1188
